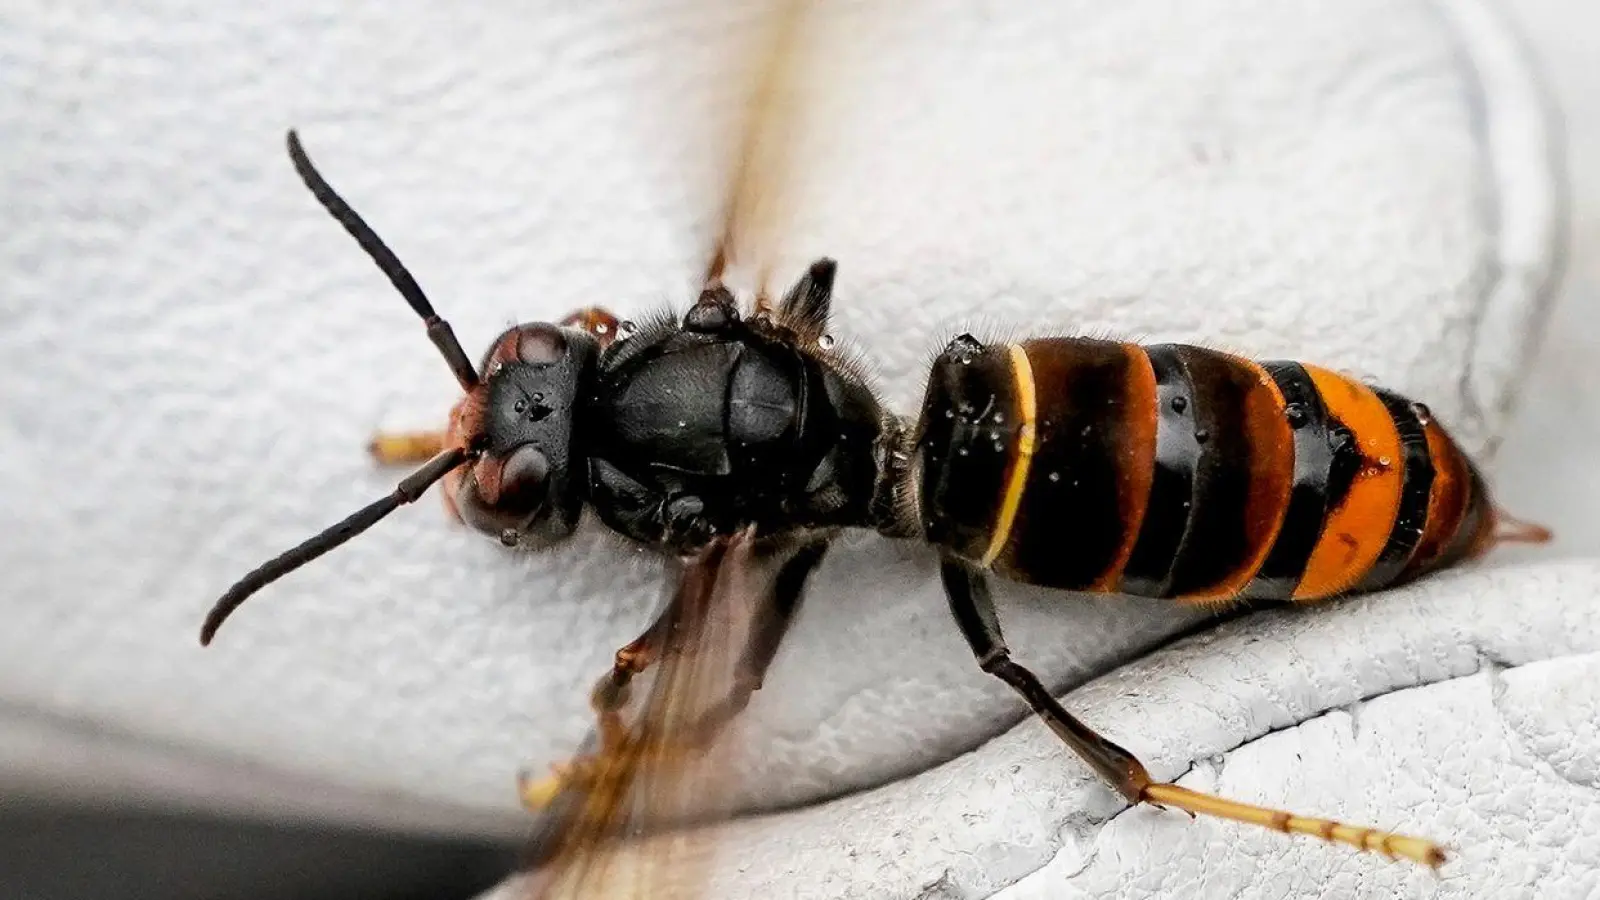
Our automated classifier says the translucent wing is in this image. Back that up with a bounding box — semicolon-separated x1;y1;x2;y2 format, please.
700;0;822;306
512;531;779;900
506;3;837;895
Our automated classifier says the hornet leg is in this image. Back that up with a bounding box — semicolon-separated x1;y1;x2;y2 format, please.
368;430;446;466
938;557;1446;867
518;548;717;812
560;306;621;348
519;538;828;811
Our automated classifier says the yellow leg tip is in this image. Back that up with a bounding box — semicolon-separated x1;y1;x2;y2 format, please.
1389;835;1449;869
516;769;567;812
368;431;445;465
1141;783;1448;869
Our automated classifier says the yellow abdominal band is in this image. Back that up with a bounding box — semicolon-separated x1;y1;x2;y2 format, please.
980;343;1037;567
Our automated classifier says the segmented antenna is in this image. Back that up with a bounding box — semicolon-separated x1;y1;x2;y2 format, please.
285;129;479;390
199;447;472;646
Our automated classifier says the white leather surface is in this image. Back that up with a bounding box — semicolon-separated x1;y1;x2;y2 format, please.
0;0;1565;869
490;560;1600;899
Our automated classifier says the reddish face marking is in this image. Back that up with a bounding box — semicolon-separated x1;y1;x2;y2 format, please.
440;386;488;523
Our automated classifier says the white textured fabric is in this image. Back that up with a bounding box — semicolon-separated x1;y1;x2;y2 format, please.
485;561;1600;899
0;0;1572;893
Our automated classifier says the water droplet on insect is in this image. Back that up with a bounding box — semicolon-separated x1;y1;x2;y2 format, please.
1378;456;1392;468
513;400;527;413
944;409;955;419
677;420;687;428
992;412;1005;425
1048;471;1061;483
594;322;609;335
992;440;1005;452
957;447;970;457
1285;403;1307;428
1194;428;1210;444
989;429;1001;441
532;392;544;403
1412;402;1432;423
617;320;636;339
499;529;520;547
818;334;836;350
892;450;909;462
1170;396;1188;414
1080;424;1093;437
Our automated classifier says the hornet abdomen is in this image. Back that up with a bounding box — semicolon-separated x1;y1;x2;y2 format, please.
913;335;1493;604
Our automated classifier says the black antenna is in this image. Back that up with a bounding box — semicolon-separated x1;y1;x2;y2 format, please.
286;129;480;391
200;446;472;646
